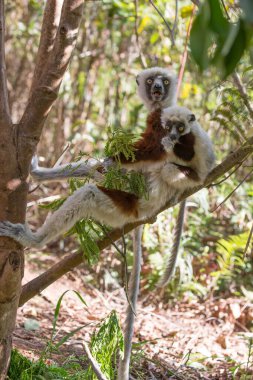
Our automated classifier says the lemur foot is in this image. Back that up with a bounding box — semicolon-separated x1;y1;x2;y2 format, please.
0;221;25;239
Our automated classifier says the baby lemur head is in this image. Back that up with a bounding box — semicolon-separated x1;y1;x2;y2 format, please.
136;67;177;111
160;106;196;152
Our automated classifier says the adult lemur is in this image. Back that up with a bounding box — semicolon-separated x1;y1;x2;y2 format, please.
28;67;196;286
0;104;214;248
29;67;185;285
30;67;177;182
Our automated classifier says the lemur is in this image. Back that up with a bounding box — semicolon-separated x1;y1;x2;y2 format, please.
9;67;214;286
30;67;177;182
29;67;184;286
0;105;215;251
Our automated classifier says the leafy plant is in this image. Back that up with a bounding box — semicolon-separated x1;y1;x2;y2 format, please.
190;0;253;77
83;310;124;380
104;126;138;162
7;349;69;380
212;231;253;294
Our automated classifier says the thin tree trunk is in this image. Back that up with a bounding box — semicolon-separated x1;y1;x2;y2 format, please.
0;1;84;376
0;1;25;376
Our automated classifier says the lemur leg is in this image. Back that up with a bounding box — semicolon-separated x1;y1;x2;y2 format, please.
0;185;127;248
30;156;104;183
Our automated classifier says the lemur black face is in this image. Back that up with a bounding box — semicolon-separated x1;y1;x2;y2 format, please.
145;75;171;102
165;120;186;141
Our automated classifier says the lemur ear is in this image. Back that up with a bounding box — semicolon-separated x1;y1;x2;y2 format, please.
136;75;139;85
188;114;196;122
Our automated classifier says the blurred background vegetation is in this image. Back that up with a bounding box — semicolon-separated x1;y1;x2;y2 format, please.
5;0;253;307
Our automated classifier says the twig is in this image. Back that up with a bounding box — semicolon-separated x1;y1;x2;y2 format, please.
82;342;108;380
98;224;134;314
0;0;11;125
149;0;175;45
232;72;253;121
172;0;178;35
134;0;147;68
221;0;230;20
244;221;253;258
176;4;196;98
209;154;249;186
211;166;253;212
19;137;253;306
53;143;70;166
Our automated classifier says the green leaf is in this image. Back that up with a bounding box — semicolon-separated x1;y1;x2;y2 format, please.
223;19;248;77
51;290;87;339
190;1;212;71
208;0;230;40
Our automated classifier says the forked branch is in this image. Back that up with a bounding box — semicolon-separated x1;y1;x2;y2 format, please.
19;137;253;306
17;0;84;175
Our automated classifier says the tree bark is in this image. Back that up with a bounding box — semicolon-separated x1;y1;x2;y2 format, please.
0;1;84;376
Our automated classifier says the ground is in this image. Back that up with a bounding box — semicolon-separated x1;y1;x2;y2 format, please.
13;249;253;380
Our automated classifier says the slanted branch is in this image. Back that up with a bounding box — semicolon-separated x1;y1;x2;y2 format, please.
19;137;253;306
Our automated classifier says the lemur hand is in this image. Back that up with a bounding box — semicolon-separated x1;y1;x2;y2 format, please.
161;136;176;151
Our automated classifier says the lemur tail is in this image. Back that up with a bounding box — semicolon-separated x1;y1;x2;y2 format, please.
157;199;186;287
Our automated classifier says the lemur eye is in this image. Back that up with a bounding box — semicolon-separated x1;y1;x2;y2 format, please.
166;121;173;129
147;78;153;84
164;79;170;85
178;125;185;133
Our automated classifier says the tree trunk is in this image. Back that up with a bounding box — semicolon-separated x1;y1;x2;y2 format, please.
0;0;84;376
0;128;27;377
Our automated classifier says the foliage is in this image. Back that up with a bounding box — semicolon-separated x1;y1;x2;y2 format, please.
102;165;148;199
212;231;253;293
190;0;253;77
212;65;253;142
84;310;124;380
7;349;69;380
104;127;138;162
9;292;125;380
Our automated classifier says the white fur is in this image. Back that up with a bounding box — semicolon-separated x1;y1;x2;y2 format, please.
136;67;177;110
0;107;215;248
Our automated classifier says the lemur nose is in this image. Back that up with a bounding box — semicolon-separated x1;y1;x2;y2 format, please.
154;83;162;89
170;134;177;141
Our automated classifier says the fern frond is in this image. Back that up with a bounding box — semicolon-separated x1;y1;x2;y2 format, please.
104;126;138;162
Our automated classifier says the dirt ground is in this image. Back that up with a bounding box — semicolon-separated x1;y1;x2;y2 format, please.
13;249;253;380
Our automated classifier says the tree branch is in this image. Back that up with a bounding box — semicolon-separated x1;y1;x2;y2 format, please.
0;0;11;126
17;0;84;177
30;0;64;94
190;0;200;6
19;137;253;306
232;72;253;121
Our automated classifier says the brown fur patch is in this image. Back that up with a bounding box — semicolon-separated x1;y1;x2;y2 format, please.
173;164;200;181
173;132;195;161
97;186;139;217
118;109;167;163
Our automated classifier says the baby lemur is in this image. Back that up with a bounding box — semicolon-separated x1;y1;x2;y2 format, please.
0;105;215;251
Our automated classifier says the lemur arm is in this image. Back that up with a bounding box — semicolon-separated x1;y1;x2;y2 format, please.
30;109;166;184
